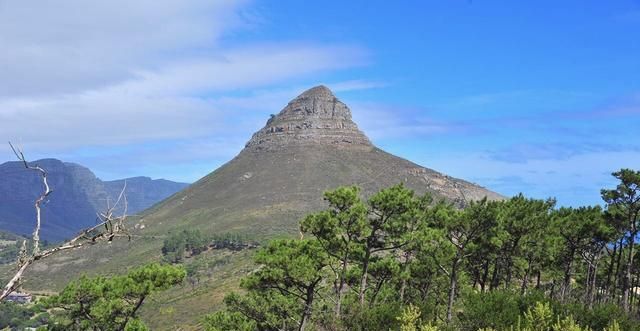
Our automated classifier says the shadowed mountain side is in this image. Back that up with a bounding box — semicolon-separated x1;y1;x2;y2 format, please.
0;159;189;241
103;176;190;216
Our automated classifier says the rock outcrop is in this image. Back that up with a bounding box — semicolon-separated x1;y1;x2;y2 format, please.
246;85;372;151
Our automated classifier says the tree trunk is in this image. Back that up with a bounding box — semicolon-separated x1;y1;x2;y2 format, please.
623;231;637;312
521;256;533;295
505;257;513;289
446;258;459;323
399;250;410;302
630;272;637;311
561;249;575;302
335;253;349;317
481;259;490;293
584;263;593;305
605;242;618;303
358;247;372;305
490;258;500;291
588;255;601;308
505;239;521;288
614;237;624;303
299;285;315;331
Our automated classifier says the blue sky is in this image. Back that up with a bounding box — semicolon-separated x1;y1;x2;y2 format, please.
1;0;639;207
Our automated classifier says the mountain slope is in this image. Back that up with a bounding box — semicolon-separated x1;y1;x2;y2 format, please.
123;86;500;248
14;86;501;329
0;159;189;241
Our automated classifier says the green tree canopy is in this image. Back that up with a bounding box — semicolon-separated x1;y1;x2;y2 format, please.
46;263;186;331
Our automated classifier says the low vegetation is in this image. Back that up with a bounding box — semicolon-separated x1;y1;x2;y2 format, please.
0;301;49;330
162;230;257;263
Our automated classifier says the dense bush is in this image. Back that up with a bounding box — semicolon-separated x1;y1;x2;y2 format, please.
45;263;185;330
162;230;257;263
162;229;208;262
458;290;523;330
560;303;640;331
0;301;52;330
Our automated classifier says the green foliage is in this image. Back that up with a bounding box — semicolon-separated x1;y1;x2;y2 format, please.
204;174;640;331
605;320;621;331
210;232;258;250
398;305;422;331
459;290;640;331
458;290;523;330
0;302;48;330
162;230;256;263
560;303;640;331
123;318;150;331
339;300;403;331
522;302;554;330
203;310;256;331
205;239;330;330
46;263;185;331
398;305;441;331
601;169;640;312
162;229;208;263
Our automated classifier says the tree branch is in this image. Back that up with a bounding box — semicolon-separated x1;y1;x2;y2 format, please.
1;143;130;301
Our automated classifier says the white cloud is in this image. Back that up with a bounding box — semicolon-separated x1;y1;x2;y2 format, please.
116;44;367;96
0;0;249;97
330;80;387;92
0;1;369;158
349;103;468;140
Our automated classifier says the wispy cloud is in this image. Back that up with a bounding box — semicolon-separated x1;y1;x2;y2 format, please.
487;142;640;163
0;1;370;160
0;0;251;97
330;80;388;92
350;103;472;140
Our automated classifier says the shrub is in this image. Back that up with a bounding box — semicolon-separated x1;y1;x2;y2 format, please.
457;290;523;330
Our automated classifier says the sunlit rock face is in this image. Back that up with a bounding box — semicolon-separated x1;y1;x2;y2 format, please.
245;85;373;151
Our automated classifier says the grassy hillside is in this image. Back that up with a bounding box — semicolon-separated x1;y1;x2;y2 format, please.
0;145;501;330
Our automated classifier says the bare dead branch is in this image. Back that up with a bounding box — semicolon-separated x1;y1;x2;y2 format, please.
1;143;130;301
9;141;51;255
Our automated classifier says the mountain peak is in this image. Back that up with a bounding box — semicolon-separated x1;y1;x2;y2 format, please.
245;86;372;151
297;85;335;98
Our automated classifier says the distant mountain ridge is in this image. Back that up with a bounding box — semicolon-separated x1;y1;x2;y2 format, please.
0;159;189;241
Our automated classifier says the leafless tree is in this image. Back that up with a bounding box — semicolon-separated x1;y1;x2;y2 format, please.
0;142;131;301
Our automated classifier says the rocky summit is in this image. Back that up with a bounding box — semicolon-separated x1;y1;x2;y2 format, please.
245;85;372;151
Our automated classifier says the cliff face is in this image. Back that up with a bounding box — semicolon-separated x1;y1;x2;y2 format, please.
245;85;372;151
0;159;188;241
